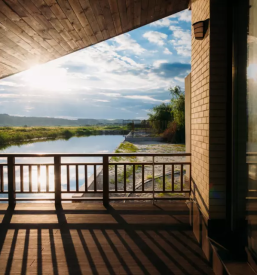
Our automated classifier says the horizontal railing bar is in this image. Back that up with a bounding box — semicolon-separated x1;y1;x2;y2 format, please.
60;190;190;194
109;197;188;200
15;198;56;201
10;162;190;166
61;191;103;193
109;162;191;165
0;153;191;157
63;198;103;201
15;191;55;193
14;164;54;166
61;163;102;166
109;191;190;193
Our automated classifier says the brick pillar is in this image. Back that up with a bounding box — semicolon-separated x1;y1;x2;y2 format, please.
191;0;210;218
191;0;230;223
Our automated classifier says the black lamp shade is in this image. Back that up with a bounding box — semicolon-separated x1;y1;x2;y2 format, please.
193;20;209;40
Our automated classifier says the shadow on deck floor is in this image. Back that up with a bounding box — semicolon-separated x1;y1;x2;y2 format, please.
0;201;214;275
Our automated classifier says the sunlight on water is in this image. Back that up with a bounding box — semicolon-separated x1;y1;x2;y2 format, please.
0;135;124;199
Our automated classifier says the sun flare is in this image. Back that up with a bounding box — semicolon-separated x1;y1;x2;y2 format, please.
22;64;69;92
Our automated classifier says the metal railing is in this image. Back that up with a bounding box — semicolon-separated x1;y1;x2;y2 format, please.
0;153;191;206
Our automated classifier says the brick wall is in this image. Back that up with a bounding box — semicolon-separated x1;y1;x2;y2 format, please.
191;0;210;217
191;0;228;219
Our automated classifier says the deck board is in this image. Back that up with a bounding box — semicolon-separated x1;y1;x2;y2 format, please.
0;202;213;274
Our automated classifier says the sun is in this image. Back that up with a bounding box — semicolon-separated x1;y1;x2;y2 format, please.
22;63;69;92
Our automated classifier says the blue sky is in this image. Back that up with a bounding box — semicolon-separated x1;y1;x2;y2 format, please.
0;9;191;120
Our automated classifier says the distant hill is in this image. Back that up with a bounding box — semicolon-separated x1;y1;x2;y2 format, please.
0;114;123;127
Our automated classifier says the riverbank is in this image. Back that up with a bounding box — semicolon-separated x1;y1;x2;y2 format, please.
0;126;127;147
82;141;186;199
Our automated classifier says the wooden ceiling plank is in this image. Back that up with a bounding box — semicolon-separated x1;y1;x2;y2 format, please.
67;0;96;44
16;19;60;58
140;0;149;26
158;0;168;19
146;0;155;24
18;0;71;53
166;0;189;17
53;0;90;47
126;0;134;31
0;47;28;68
133;0;141;28
108;0;122;35
0;27;45;63
98;0;116;38
0;2;59;58
79;0;103;42
153;0;161;20
2;0;62;56
0;36;33;63
117;0;128;33
0;62;17;75
44;0;82;48
0;51;25;70
0;10;53;59
88;0;109;40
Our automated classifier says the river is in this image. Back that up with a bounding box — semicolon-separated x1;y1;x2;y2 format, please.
0;135;124;200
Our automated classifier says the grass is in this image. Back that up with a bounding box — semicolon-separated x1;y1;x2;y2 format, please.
156;176;185;197
0;125;127;146
109;142;141;184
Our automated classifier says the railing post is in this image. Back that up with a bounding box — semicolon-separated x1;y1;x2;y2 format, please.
54;156;61;206
8;156;16;207
103;155;109;207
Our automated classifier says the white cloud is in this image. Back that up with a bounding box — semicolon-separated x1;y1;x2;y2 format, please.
0;81;24;87
150;17;172;27
163;48;172;55
95;99;110;102
153;60;168;68
169;26;191;57
113;33;145;54
143;31;167;46
177;10;191;22
170;10;191;22
174;77;184;82
100;93;121;97
123;95;164;102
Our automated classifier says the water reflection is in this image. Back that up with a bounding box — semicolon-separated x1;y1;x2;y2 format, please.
0;135;124;199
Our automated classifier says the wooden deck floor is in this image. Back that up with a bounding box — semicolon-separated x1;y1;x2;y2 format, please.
0;202;214;275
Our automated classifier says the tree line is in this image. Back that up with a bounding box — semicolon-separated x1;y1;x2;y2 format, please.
148;86;185;143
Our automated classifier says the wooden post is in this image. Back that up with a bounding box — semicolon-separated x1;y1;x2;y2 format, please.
8;156;16;207
54;156;61;206
103;155;109;207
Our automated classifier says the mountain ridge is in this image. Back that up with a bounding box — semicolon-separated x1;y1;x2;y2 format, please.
0;114;123;126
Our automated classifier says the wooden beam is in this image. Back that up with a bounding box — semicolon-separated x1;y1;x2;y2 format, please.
89;0;109;40
133;0;141;27
117;0;128;32
79;0;103;42
99;0;116;38
108;0;122;35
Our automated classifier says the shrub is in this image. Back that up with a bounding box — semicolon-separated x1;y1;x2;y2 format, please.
62;130;73;139
162;122;177;143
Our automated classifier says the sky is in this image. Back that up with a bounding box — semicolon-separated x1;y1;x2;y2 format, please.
0;9;191;120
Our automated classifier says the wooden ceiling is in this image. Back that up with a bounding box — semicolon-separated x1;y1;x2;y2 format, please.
0;0;189;79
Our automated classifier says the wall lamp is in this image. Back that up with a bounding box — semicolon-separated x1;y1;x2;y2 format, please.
193;19;209;40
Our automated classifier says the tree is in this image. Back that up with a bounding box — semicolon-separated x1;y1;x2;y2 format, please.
169;86;185;128
148;103;173;133
169;86;185;142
